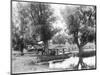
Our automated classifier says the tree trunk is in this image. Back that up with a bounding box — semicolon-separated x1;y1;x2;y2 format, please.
76;46;83;69
20;37;24;56
44;41;49;55
20;48;24;56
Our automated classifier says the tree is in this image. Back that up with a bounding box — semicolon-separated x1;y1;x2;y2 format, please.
29;2;56;55
17;3;31;38
52;33;66;44
12;2;35;54
62;6;96;69
15;3;30;55
12;2;58;55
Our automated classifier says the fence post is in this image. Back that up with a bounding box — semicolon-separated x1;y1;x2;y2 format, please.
63;48;65;54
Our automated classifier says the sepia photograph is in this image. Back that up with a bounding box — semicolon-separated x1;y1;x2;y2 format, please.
11;0;96;74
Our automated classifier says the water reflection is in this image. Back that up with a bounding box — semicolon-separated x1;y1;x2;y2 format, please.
48;56;95;69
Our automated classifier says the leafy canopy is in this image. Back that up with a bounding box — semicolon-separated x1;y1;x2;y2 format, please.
63;6;96;46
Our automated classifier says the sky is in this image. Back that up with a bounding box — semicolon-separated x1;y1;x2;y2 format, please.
50;4;66;29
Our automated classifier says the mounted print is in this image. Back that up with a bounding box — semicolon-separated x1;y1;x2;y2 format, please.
11;0;96;74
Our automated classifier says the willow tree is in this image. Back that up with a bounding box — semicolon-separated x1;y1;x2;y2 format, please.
29;2;56;54
62;6;96;69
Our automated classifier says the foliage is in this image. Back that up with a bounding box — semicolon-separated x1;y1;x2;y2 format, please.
12;2;59;54
29;2;56;43
62;5;96;68
63;6;96;47
52;33;67;44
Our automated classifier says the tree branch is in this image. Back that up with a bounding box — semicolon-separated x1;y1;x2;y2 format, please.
80;40;88;47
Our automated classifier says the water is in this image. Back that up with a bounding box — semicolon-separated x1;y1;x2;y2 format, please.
49;56;95;69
